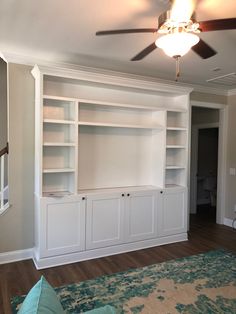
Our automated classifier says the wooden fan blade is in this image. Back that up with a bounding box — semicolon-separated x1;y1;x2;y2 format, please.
199;18;236;32
191;39;217;59
96;28;157;36
131;42;157;61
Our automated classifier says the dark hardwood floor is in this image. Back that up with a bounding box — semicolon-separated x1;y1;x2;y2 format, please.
1;214;236;313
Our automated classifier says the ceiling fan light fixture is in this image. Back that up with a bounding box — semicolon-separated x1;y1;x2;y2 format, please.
155;32;200;58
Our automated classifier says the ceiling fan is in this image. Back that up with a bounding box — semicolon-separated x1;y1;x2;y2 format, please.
96;0;236;80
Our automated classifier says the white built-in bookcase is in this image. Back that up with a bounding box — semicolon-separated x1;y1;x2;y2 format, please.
32;65;192;269
32;66;190;197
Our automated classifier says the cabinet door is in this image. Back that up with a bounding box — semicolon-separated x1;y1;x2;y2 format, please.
125;190;158;242
158;188;187;236
40;197;85;258
86;193;125;250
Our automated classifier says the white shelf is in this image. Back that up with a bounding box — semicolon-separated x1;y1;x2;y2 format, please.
79;98;163;111
167;127;187;131
43;142;76;146
165;166;185;169
43;168;75;173
166;145;186;149
43;95;78;102
43;119;75;124
43;190;73;197
78;121;164;130
165;184;185;189
78;185;160;195
166;109;187;113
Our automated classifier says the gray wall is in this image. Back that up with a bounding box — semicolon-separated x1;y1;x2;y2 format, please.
191;91;227;104
226;95;236;219
0;63;34;252
0;63;234;253
192;107;219;125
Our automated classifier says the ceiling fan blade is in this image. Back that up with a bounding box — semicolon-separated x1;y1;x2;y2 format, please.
131;42;157;61
191;39;217;59
199;18;236;32
96;28;157;36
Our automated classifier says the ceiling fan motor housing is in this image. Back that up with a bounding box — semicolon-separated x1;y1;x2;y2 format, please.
157;10;200;34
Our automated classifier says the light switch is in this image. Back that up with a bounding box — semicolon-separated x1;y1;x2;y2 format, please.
230;168;236;175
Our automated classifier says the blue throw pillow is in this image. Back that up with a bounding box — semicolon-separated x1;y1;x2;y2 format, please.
18;276;65;313
84;305;116;313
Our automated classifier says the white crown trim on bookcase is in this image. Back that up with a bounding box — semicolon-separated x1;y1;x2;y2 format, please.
2;51;230;96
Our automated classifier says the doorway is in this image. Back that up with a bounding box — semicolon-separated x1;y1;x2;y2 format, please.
190;107;220;224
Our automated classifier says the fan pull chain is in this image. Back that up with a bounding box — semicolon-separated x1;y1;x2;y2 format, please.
174;56;180;82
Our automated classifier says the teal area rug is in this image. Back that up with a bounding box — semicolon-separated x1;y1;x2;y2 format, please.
12;250;236;313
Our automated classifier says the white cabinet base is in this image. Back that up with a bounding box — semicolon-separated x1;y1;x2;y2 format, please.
33;232;187;269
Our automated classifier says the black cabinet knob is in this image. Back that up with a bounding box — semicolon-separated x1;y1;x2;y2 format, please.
122;193;125;197
127;193;130;197
160;191;163;194
82;197;86;200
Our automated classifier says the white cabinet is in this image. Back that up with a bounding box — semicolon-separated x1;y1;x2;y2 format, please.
39;196;85;258
158;187;187;237
86;192;125;249
86;189;159;249
125;190;158;242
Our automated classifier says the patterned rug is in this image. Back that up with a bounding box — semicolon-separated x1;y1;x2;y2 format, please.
12;250;236;313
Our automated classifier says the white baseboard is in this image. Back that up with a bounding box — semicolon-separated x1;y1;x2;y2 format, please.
0;248;33;265
33;233;188;269
223;218;236;228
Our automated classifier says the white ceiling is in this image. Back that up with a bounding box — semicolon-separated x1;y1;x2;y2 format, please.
0;0;236;89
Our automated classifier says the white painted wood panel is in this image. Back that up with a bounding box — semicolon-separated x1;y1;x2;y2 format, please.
158;188;187;236
78;127;156;190
40;198;85;257
125;190;158;242
86;193;125;249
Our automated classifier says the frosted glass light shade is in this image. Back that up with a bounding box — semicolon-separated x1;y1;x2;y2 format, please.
156;32;200;57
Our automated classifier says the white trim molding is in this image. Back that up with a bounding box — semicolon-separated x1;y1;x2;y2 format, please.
0;248;33;265
191;100;226;110
224;218;236;228
1;51;230;96
189;101;228;225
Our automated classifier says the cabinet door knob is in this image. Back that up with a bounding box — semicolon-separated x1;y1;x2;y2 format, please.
82;197;86;200
122;193;125;197
127;193;130;197
160;191;163;194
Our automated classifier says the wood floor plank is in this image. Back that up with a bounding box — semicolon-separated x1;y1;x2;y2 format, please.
1;215;236;313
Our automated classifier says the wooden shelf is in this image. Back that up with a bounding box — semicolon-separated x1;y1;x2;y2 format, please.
43;119;75;124
43;142;76;147
78;121;164;130
43;168;75;173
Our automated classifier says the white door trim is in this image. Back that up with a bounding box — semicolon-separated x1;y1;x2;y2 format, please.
189;101;228;225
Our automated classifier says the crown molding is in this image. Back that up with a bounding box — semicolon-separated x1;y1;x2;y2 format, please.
2;51;230;97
